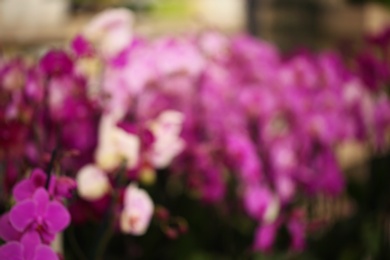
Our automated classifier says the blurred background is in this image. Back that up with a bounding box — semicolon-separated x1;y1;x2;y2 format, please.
1;0;390;51
1;1;390;259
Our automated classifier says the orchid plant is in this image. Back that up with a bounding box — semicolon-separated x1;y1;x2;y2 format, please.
1;8;390;259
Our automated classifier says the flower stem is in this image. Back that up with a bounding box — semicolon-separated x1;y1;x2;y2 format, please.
45;148;57;189
93;162;127;260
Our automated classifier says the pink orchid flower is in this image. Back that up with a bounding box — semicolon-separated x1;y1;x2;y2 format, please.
0;231;58;260
9;188;70;244
120;184;154;235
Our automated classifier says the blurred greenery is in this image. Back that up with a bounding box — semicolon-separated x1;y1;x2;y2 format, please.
70;0;155;12
150;0;192;19
70;0;191;15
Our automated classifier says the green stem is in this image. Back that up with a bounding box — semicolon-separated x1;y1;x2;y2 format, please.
93;162;127;260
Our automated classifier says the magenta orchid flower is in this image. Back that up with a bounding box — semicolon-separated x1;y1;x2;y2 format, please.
0;232;58;260
244;185;280;223
9;188;70;244
253;220;279;252
286;211;306;251
12;169;76;202
12;169;55;202
39;50;74;77
71;34;95;58
0;213;22;242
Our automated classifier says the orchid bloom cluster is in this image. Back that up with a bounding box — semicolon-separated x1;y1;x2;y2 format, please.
351;26;390;148
0;47;99;187
73;9;390;251
0;21;161;237
1;8;390;254
355;27;390;92
0;169;75;260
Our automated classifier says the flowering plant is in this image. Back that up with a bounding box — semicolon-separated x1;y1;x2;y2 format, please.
1;8;390;259
0;165;74;260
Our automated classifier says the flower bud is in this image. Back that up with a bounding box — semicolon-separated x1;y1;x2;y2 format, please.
139;167;156;186
76;165;110;201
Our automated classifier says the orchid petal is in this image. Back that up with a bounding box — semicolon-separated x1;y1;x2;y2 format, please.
12;179;35;203
33;245;59;260
254;222;278;252
45;201;71;233
0;213;22;241
20;232;41;260
32;188;49;217
0;242;23;260
9;200;35;232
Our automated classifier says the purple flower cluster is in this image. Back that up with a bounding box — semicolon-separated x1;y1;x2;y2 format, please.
351;26;390;148
73;9;390;251
1;8;390;254
0;48;99;189
355;27;390;91
0;169;74;260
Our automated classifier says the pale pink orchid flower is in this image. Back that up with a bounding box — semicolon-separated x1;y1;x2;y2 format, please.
95;115;140;171
148;110;185;168
120;184;154;236
82;8;134;58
